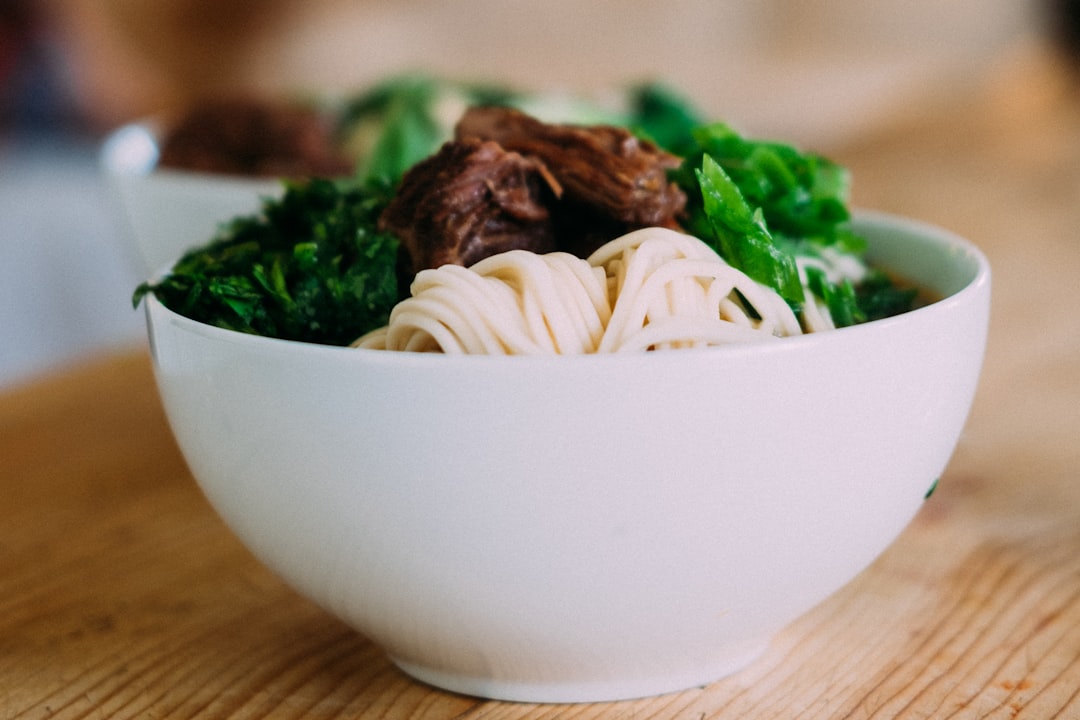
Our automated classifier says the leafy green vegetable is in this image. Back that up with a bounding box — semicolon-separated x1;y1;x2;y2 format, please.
339;74;525;186
133;178;400;345
672;122;916;327
855;269;920;322
675;122;854;246
138;85;918;346
695;154;805;305
805;266;863;327
624;82;705;156
340;76;709;186
339;75;451;186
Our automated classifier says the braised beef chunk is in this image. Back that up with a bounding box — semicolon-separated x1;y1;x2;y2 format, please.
454;105;686;229
159;97;353;178
379;138;562;275
382;106;688;277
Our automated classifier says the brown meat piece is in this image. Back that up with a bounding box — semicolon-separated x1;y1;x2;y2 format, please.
379;138;562;275
454;105;686;229
158;96;353;178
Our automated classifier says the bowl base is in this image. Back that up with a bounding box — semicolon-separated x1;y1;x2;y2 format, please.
389;638;769;704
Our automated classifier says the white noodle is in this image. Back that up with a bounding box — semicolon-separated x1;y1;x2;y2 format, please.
353;227;815;354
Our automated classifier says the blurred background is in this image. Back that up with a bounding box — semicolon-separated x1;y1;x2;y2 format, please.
0;0;1074;389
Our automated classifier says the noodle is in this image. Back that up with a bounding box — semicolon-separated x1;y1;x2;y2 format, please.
352;227;815;354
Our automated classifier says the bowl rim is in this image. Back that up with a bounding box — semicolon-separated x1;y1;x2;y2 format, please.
143;209;991;366
99;119;288;189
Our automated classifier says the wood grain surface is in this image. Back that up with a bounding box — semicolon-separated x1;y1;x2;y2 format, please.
3;43;1080;719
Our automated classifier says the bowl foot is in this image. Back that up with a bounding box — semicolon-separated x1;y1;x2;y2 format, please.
389;639;768;704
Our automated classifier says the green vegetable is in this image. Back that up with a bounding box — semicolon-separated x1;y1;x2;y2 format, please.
137;87;918;346
676;122;853;244
856;269;920;323
805;266;863;327
339;74;525;186
339;75;453;186
340;76;709;186
694;154;805;305
673;122;916;327
133;178;400;345
624;82;705;156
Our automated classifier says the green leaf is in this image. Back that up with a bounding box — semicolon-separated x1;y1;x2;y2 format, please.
341;74;529;187
694;155;804;305
362;91;443;184
855;269;920;322
667;121;922;328
134;178;401;346
804;266;865;328
624;82;705;155
679;122;854;244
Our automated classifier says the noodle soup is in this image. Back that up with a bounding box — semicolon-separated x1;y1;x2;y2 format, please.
144;211;989;703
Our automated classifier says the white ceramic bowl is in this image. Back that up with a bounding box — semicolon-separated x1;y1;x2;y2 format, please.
101;121;283;276
144;211;990;703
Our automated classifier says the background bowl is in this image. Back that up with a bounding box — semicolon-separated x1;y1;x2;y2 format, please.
101;121;282;276
143;211;990;703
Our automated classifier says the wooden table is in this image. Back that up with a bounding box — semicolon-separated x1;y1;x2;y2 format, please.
4;45;1080;719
